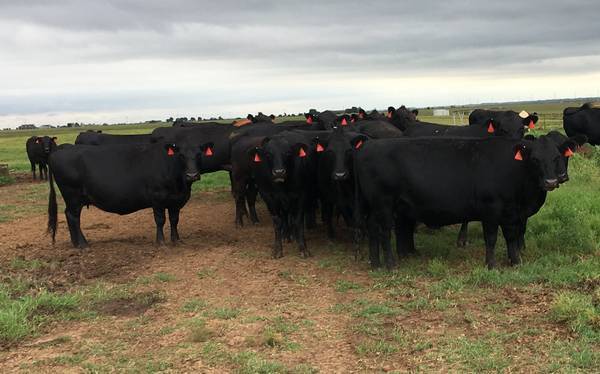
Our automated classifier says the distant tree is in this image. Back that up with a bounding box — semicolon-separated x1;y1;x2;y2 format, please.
190;117;196;121
218;116;223;120
166;117;174;122
197;116;203;121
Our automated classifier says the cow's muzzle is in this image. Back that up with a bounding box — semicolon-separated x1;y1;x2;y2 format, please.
272;169;286;183
558;173;569;183
543;178;559;191
333;171;348;181
186;172;199;181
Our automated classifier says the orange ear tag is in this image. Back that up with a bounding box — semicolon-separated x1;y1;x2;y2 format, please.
167;148;175;156
514;149;523;161
564;148;574;157
341;118;348;126
306;117;313;124
528;120;535;129
355;140;363;149
316;143;324;152
253;153;261;162
487;122;495;133
386;112;392;118
298;148;307;158
204;147;213;156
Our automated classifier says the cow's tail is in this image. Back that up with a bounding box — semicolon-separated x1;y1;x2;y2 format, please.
47;165;57;244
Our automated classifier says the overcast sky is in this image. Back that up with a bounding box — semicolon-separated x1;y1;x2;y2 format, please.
1;0;599;127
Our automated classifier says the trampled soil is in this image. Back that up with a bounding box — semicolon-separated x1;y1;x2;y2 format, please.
0;178;587;372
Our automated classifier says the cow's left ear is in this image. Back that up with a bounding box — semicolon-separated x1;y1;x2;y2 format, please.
164;143;178;156
513;143;530;161
269;114;275;120
351;134;369;150
411;109;419;116
387;106;396;118
201;142;215;157
52;137;57;142
312;136;328;152
294;143;309;158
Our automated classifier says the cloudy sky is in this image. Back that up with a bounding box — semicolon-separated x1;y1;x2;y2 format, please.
1;0;599;128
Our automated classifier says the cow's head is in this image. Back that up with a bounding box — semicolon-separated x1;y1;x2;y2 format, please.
250;136;309;183
522;112;539;130
513;136;569;191
336;114;352;127
164;140;213;182
316;127;368;181
536;131;587;183
36;136;57;154
358;108;367;119
389;106;418;131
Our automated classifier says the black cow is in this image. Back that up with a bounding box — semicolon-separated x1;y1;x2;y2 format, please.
355;136;570;270
470;109;538;138
248;131;318;258
563;103;600;145
305;111;338;130
315;126;367;239
26;136;57;180
456;131;586;247
338;114;403;139
47;141;213;248
390;106;508;138
75;132;153;145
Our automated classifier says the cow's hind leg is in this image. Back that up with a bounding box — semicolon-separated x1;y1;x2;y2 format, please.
271;214;284;258
153;207;166;245
65;203;88;249
456;221;469;247
30;161;36;180
367;215;381;269
395;218;416;258
246;182;260;224
168;207;181;244
482;221;499;269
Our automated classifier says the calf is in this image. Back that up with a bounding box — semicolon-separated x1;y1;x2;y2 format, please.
47;141;213;248
355;136;570;270
26;136;57;180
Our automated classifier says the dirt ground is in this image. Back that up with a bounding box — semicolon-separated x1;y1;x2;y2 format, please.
0;178;592;373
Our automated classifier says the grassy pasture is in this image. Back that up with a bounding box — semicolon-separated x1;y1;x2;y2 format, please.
0;103;598;371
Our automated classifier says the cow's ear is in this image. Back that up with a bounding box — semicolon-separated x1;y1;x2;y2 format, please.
351;135;368;150
164;143;178;156
339;115;350;126
411;109;419;116
34;137;41;144
312;136;327;152
305;113;314;124
486;118;497;134
293;143;309;158
249;147;263;163
52;136;57;141
387;106;396;118
513;143;530;161
523;134;536;141
201;142;215;157
247;114;254;121
269;114;275;120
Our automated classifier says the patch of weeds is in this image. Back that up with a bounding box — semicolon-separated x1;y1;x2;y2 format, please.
445;336;510;372
93;290;165;316
429;277;465;297
9;257;46;271
426;258;448;278
181;298;208;313
211;307;241;320
145;360;173;373
200;341;231;366
278;270;293;281
188;318;213;343
0;175;15;186
403;296;430;312
0;287;80;345
233;351;287;374
49;353;86;366
550;291;599;341
290;363;319;374
196;268;216;279
158;326;176;336
354;299;401;320
270;316;299;334
356;339;399;356
334;279;362;293
154;272;176;283
370;271;415;290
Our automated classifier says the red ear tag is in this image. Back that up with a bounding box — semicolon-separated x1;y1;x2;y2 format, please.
351;117;356;123
528;120;535;129
167;147;175;156
355;140;363;149
487;122;495;133
359;113;364;119
386;112;392;118
298;148;307;158
306;116;313;124
514;149;523;161
36;139;40;144
341;118;348;126
564;148;574;157
253;153;261;162
204;147;213;156
316;143;324;152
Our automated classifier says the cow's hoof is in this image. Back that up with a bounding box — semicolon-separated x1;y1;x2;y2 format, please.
299;250;312;258
272;251;283;259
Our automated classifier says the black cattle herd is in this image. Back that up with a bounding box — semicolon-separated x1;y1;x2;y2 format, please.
25;103;599;270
